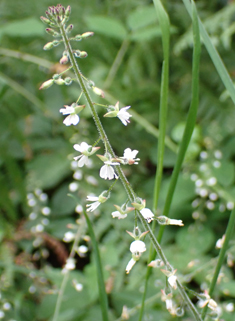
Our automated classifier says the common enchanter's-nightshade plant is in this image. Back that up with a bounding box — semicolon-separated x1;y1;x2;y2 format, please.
39;4;204;321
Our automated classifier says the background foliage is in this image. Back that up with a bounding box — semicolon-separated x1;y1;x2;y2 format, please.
0;0;235;320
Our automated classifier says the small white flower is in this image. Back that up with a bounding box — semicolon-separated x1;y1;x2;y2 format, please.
117;106;132;126
60;106;79;126
168;275;177;290
73;142;99;167
100;163;118;180
111;211;127;219
140;208;154;223
121;148;140;165
130;240;146;257
64;257;76;271
156;216;184;226
86;195;101;212
63;231;75;242
126;258;136;274
86;191;109;212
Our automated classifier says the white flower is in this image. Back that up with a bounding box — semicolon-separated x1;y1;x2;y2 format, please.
64;257;76;271
100;163;118;180
117;106;132;126
121;148;140;165
104;101;132;126
156;216;184;226
86;192;109;212
126;258;136;274
168;275;177;290
60;106;79;126
73;142;99;167
140;208;154;223
63;231;75;242
130;240;146;257
111;211;127;219
86;195;101;212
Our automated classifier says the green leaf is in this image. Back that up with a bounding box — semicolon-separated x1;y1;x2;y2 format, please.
26;153;71;189
85;15;127;40
51;184;77;216
127;5;158;31
176;224;215;255
0;17;44;39
211;160;235;187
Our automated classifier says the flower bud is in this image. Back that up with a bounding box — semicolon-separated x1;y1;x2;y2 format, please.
46;28;60;37
81;32;94;39
65;6;71;18
66;24;73;34
40;16;51;25
43;42;54;50
52;40;60;47
54;78;65;85
64;77;72;85
79;51;88;58
60;55;69;65
92;86;105;98
52;74;60;80
39;79;54;90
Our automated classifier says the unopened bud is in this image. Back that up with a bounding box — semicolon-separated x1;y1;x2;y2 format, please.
43;42;54;50
66;24;73;34
46;28;60;37
39;79;54;90
54;78;65;85
92;86;105;98
40;16;51;25
64;77;72;85
79;51;88;58
52;40;60;47
65;6;71;18
60;55;69;64
81;32;94;39
52;74;60;80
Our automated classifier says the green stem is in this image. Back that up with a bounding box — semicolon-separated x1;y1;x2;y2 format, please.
52;220;83;321
158;0;201;243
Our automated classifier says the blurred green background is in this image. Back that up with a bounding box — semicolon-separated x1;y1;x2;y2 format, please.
1;0;235;320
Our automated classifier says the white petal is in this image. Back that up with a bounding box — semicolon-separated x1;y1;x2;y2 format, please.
59;107;75;115
86;201;100;212
130;240;146;254
73;144;83;152
86;195;99;201
126;258;136;274
140;208;154;223
78;155;89;167
111;211;127;219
